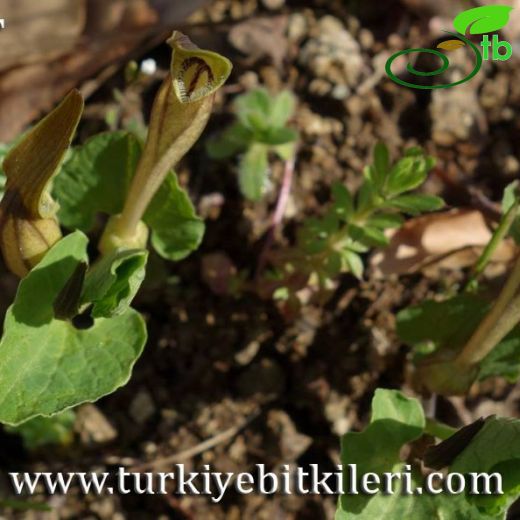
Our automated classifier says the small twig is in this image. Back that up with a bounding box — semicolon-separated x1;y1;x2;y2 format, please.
256;157;296;279
130;410;260;472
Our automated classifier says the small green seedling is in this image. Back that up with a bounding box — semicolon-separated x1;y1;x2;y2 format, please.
259;144;444;308
207;87;298;200
0;31;231;426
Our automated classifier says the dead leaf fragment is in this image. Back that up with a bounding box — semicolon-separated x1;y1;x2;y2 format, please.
0;0;208;141
371;209;516;277
0;0;86;71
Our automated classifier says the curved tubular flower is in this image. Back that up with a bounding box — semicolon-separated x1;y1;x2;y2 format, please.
0;90;84;277
99;31;232;254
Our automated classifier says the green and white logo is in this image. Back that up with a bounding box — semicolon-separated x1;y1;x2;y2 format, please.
386;5;514;90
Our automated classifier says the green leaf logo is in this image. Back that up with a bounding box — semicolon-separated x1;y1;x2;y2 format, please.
453;5;513;35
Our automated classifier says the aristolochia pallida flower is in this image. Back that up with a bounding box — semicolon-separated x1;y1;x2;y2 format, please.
0;90;84;277
99;31;232;254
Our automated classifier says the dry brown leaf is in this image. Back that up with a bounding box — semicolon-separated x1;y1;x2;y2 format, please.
0;0;208;141
370;209;516;277
0;0;86;72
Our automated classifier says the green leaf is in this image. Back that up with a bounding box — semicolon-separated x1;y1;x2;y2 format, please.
206;123;253;159
356;179;376;215
336;389;486;519
269;90;296;127
298;213;339;254
479;331;520;382
235;88;271;123
337;483;486;519
386;157;427;197
238;143;269;201
234;88;271;133
453;5;513;35
246;111;270;133
363;165;378;188
451;417;520;514
397;296;484;395
53;262;88;320
0;232;146;425
386;194;444;214
325;251;343;278
350;224;389;248
273;141;296;161
343;250;364;279
6;410;75;450
397;294;520;386
338;389;425;515
502;182;518;214
55;131;141;230
336;491;483;519
367;213;404;229
343;388;425;472
259;126;298;146
373;143;390;189
81;249;148;318
144;172;204;261
396;294;489;355
233;88;297;145
332;183;354;219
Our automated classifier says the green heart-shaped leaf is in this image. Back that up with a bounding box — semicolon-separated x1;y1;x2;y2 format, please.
0;231;146;425
55;131;141;230
144;171;204;261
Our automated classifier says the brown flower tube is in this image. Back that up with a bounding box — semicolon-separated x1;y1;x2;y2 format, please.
0;90;84;277
99;32;232;254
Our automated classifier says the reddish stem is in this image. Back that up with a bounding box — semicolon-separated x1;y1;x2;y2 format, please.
255;157;296;279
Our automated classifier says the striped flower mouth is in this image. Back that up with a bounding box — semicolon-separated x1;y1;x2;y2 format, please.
168;31;231;103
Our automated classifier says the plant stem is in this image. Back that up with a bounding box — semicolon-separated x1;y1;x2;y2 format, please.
465;199;518;291
256;157;295;278
458;290;520;366
456;253;520;366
